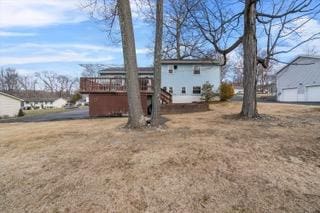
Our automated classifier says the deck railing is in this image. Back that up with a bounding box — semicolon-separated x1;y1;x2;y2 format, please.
80;77;154;93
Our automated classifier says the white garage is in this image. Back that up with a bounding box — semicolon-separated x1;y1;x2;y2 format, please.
52;98;68;108
306;85;320;102
281;88;298;102
277;56;320;102
0;92;23;117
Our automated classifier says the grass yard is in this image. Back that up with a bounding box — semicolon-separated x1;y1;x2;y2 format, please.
23;108;67;117
0;102;319;212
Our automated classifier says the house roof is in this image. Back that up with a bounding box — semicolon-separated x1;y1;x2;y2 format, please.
161;59;220;65
5;91;69;102
276;55;320;75
24;97;57;102
0;91;24;101
99;59;220;75
99;67;154;75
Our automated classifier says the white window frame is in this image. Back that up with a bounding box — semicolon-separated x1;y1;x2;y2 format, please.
181;87;186;95
193;65;201;74
168;65;174;74
192;86;201;94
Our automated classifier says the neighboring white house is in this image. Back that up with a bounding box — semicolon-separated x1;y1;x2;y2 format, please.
52;98;68;108
161;59;221;103
76;95;89;106
276;55;320;102
22;97;67;109
23;98;54;109
0;92;23;117
233;86;244;95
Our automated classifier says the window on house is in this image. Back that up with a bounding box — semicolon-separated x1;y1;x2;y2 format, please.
169;87;173;94
181;87;186;94
168;65;174;73
174;65;178;70
193;65;200;74
193;86;201;94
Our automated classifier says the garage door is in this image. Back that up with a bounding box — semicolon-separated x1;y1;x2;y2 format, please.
306;85;320;102
281;88;297;102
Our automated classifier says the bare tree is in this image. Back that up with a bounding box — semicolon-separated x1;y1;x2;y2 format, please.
0;68;6;91
150;0;164;126
118;0;146;127
0;68;20;92
19;75;38;91
35;71;59;93
220;48;244;83
79;64;110;77
188;0;320;118
35;71;78;96
57;75;79;96
83;0;146;128
163;0;210;59
80;64;101;77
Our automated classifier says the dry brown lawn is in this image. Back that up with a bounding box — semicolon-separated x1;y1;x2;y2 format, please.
0;102;320;213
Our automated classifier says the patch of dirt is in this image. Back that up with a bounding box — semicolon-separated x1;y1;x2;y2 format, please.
0;102;320;212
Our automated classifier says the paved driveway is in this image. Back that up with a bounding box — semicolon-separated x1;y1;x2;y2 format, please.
2;108;89;123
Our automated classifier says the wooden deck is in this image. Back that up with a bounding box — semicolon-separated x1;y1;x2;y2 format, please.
80;77;154;94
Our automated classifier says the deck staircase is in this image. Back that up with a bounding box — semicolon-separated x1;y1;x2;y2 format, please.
160;89;172;104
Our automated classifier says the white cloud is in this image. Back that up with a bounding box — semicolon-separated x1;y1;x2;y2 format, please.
0;42;151;65
0;0;151;29
0;52;114;65
274;17;320;57
0;0;87;28
0;42;151;54
0;31;37;37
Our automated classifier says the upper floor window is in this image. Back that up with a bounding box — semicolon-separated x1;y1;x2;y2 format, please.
193;65;200;74
181;87;186;94
174;65;178;70
168;65;174;73
169;87;173;94
193;86;201;94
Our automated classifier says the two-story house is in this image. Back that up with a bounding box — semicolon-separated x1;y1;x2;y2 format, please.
80;59;221;116
161;59;221;103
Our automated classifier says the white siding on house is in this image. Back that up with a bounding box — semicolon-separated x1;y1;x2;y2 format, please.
306;85;320;102
281;88;298;102
52;98;67;108
277;56;320;102
161;64;221;103
23;101;54;109
0;93;22;117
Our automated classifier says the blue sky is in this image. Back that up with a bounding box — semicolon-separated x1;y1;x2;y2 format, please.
0;0;319;77
0;0;154;77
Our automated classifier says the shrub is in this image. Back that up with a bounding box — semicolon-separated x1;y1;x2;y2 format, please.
70;93;82;104
201;82;216;102
220;83;234;101
18;109;25;117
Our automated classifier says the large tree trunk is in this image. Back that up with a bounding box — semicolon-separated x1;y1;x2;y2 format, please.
241;0;258;118
118;0;145;128
151;0;164;126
